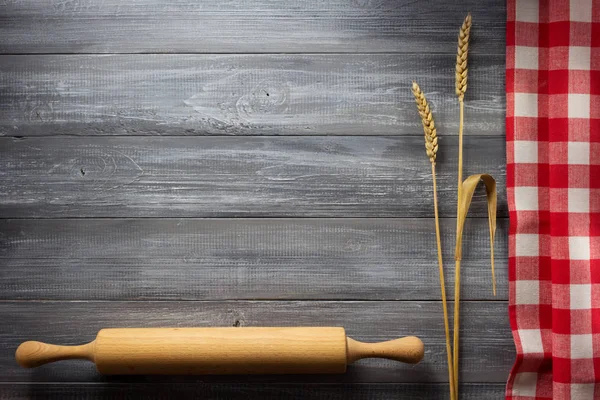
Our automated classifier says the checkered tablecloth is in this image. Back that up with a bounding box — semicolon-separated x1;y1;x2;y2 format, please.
506;0;600;398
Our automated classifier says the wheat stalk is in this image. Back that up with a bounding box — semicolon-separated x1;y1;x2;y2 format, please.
453;13;471;399
412;82;455;400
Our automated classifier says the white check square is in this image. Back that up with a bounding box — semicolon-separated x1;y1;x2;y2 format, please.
570;0;593;22
571;384;595;399
568;94;591;118
571;334;593;359
516;1;539;22
515;93;538;117
516;280;540;305
519;329;544;353
516;234;540;257
568;142;590;165
569;47;591;70
513;372;538;397
570;237;591;260
570;284;592;310
515;140;538;163
516;46;539;70
568;188;590;213
515;187;539;211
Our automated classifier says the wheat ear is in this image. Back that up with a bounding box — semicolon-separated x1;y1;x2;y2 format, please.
412;82;439;163
412;82;455;400
455;13;471;100
453;13;471;400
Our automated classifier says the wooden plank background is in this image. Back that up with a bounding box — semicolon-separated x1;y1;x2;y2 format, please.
0;1;509;399
0;55;504;137
0;1;505;54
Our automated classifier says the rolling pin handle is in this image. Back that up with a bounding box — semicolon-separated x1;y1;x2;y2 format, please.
15;341;95;368
346;336;424;364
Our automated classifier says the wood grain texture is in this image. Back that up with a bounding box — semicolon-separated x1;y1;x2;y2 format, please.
0;301;513;383
0;136;507;218
0;54;504;137
0;383;507;399
0;218;507;301
0;1;505;54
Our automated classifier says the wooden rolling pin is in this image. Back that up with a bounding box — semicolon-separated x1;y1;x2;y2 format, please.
16;327;423;375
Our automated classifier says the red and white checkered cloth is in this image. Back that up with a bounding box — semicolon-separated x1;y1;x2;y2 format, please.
506;0;600;398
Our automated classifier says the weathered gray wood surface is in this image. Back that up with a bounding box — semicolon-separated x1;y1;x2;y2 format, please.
0;218;506;301
0;0;509;398
0;301;512;383
0;1;505;54
0;383;507;400
0;136;507;218
0;55;504;137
